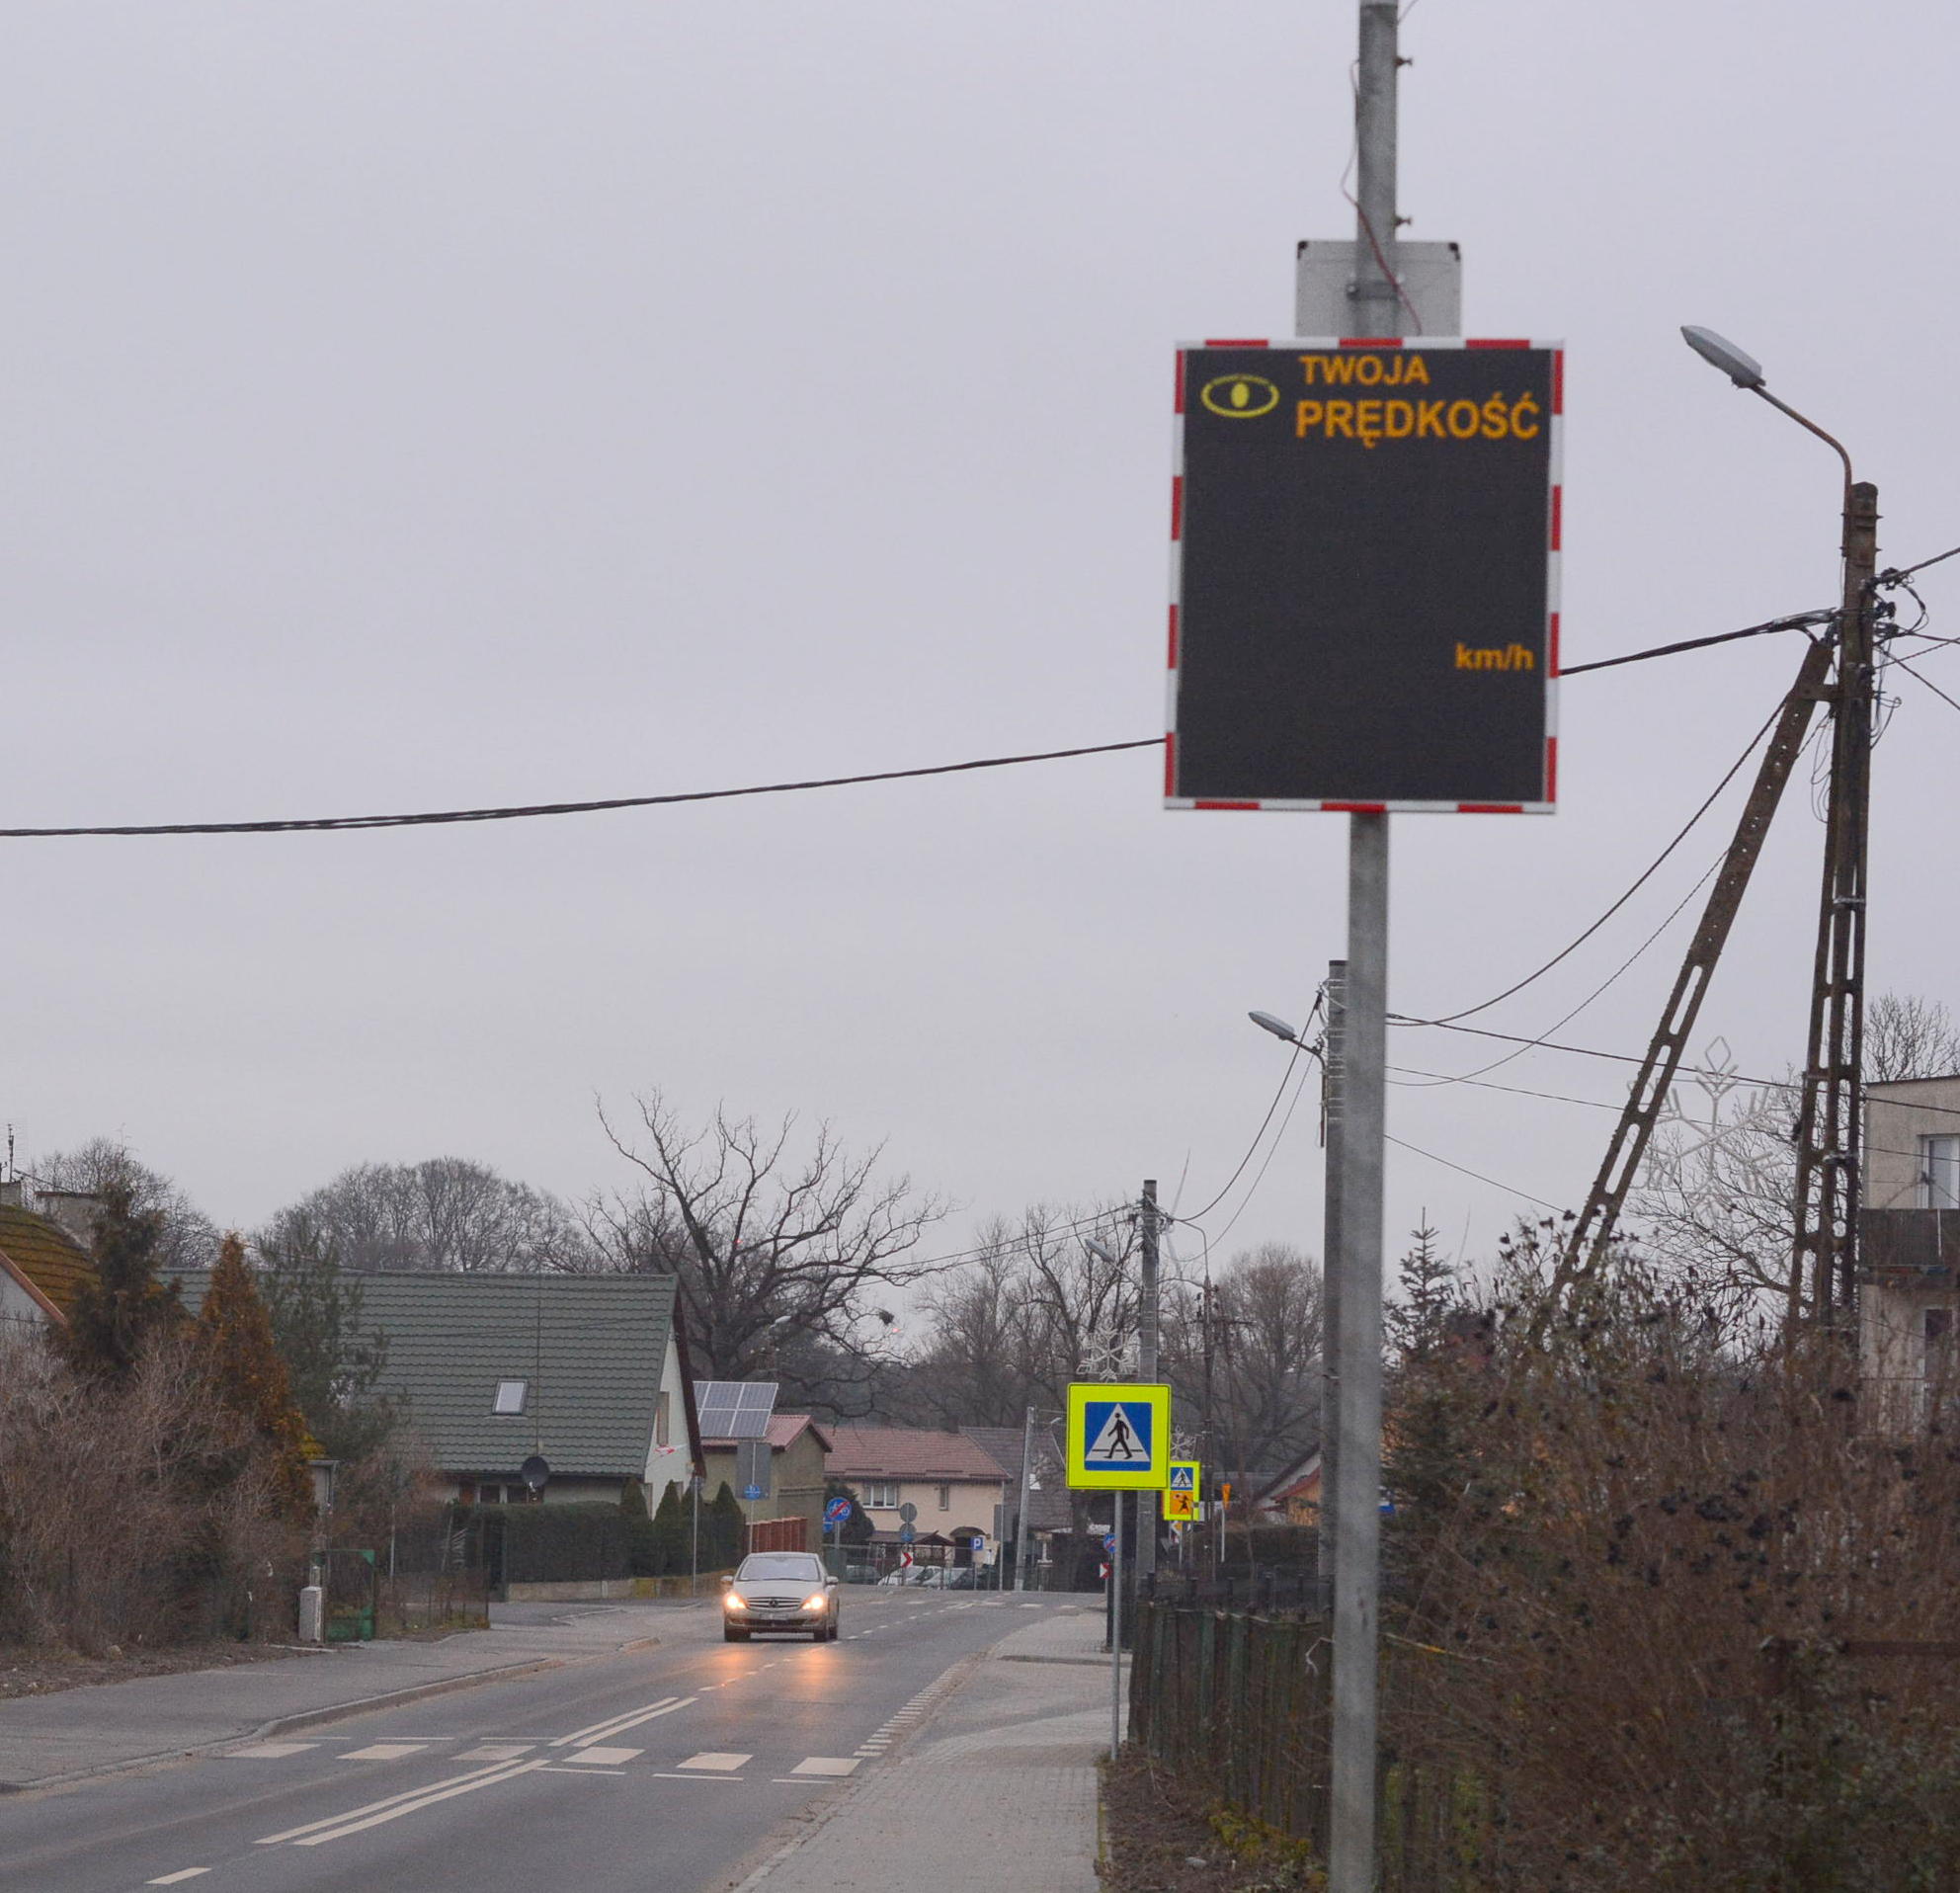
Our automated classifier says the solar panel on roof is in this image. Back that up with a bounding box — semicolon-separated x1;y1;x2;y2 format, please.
694;1380;778;1440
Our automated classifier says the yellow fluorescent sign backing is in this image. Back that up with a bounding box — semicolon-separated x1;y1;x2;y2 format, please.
1065;1382;1173;1490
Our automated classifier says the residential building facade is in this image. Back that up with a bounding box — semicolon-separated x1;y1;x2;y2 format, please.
826;1425;1009;1561
700;1411;832;1554
1861;1073;1960;1432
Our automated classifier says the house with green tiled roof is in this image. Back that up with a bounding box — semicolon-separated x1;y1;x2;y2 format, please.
174;1268;705;1510
0;1183;99;1337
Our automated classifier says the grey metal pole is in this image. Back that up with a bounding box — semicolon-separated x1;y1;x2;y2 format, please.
1136;1181;1161;1593
1014;1403;1038;1594
1330;9;1399;1890
1319;959;1347;1611
1109;1490;1124;1759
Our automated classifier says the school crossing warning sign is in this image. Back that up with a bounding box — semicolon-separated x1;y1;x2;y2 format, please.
1162;1460;1201;1522
1065;1382;1172;1491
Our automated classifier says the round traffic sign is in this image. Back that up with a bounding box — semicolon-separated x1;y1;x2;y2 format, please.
824;1496;853;1525
898;1502;918;1523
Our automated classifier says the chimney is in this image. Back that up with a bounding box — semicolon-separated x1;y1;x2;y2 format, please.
37;1191;104;1251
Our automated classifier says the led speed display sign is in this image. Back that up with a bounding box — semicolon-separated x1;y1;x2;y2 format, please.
1165;339;1563;812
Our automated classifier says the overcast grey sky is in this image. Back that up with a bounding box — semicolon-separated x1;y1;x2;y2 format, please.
4;2;1956;1291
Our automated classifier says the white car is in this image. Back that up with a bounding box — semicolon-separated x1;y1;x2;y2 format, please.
722;1552;842;1642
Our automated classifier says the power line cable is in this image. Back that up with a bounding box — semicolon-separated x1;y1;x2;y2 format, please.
1417;691;1785;1028
1384;1133;1565;1213
0;739;1163;841
1892;653;1960;719
1559;609;1832;678
1881;542;1960;584
1175;990;1326;1224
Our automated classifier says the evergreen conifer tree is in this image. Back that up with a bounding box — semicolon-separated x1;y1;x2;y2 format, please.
707;1481;747;1569
56;1180;185;1384
651;1480;689;1576
195;1233;315;1518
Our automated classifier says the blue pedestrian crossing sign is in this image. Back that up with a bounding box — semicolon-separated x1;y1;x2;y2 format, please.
1065;1381;1172;1490
1162;1461;1201;1522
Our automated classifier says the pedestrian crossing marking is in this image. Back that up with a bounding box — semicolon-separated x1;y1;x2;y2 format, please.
679;1753;752;1771
340;1743;429;1762
225;1742;317;1760
790;1757;859;1775
456;1743;534;1762
564;1745;643;1766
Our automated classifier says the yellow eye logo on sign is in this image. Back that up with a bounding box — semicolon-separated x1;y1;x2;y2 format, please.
1199;373;1279;419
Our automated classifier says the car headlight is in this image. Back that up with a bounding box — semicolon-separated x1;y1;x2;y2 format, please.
723;1593;747;1610
804;1594;828;1611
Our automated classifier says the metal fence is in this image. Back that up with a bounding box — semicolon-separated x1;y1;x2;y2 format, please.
1129;1597;1492;1892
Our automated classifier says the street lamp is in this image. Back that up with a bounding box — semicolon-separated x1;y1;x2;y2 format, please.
1680;324;1875;1323
1679;325;1852;498
1249;1010;1304;1046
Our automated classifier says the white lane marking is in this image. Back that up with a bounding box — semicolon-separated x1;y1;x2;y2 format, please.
147;1873;211;1886
456;1743;535;1761
292;1760;549;1848
647;1770;744;1780
225;1742;318;1760
551;1695;694;1749
551;1693;680;1747
679;1753;752;1771
791;1758;859;1776
564;1746;642;1766
979;1601;1006;1606
339;1743;430;1762
257;1759;532;1845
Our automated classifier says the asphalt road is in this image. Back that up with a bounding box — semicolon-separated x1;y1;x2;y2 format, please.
0;1591;1081;1893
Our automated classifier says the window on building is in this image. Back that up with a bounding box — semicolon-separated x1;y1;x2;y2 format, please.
656;1389;670;1446
477;1483;506;1506
937;1484;950;1511
1922;1136;1960;1210
862;1481;899;1509
492;1379;529;1415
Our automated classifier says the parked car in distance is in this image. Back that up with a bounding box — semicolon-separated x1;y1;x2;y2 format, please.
722;1552;841;1641
875;1565;948;1588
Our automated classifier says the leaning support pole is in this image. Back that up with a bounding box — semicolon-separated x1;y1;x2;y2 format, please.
1549;634;1836;1313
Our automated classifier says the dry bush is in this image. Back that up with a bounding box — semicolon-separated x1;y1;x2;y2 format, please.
1386;1227;1960;1892
0;1335;305;1653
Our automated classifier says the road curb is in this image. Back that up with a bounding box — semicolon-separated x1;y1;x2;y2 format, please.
0;1636;661;1797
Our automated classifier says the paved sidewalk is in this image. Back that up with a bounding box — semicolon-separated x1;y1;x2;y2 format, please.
735;1605;1117;1893
0;1601;690;1792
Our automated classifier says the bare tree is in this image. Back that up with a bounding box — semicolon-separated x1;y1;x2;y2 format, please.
1162;1241;1322;1494
584;1092;948;1409
1867;992;1960;1083
910;1203;1140;1429
1631;990;1960;1306
29;1137;216;1270
264;1158;588;1275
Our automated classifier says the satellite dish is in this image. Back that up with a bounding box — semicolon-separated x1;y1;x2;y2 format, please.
520;1454;550;1495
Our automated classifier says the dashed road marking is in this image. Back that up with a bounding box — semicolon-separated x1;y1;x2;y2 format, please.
456;1743;534;1762
551;1695;693;1749
147;1873;211;1886
258;1759;543;1848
